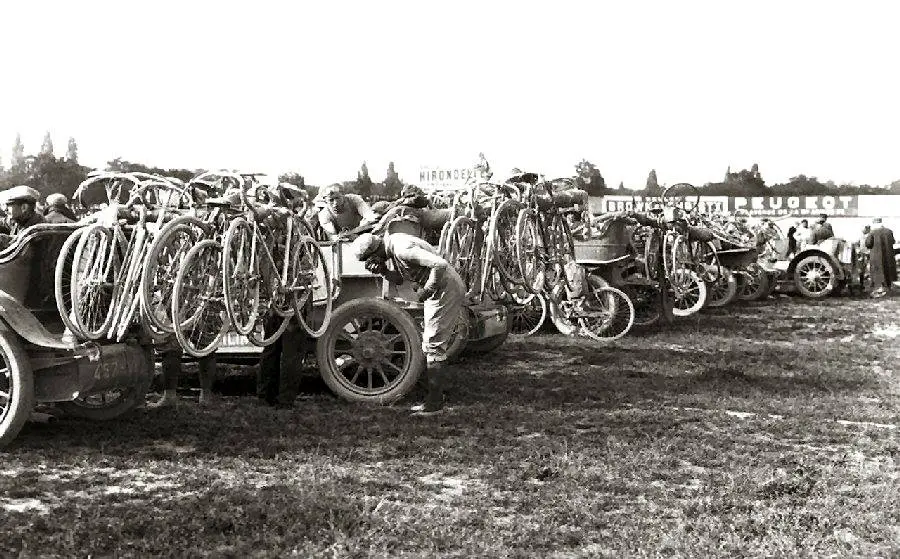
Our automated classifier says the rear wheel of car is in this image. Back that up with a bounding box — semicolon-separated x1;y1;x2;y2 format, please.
0;332;34;448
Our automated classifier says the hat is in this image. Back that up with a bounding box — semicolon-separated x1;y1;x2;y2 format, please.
350;233;381;261
1;185;40;204
321;184;342;198
819;213;828;219
399;184;425;199
46;193;68;207
872;217;883;224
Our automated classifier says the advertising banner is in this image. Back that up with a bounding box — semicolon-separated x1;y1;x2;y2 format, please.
728;195;858;217
596;195;729;214
417;166;492;191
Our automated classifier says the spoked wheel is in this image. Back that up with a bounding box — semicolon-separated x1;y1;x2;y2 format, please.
623;284;662;327
669;268;707;317
293;236;333;338
0;331;33;448
491;199;524;286
222;218;261;336
693;241;722;283
55;228;86;340
548;213;576;292
515;208;547;294
316;298;424;404
70;224;124;340
510;293;547;337
577;276;635;341
444;216;480;291
172;240;229;357
793;254;837;298
705;267;738;308
141;217;205;334
738;264;771;301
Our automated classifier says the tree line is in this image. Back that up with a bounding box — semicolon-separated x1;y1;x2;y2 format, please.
2;134;899;204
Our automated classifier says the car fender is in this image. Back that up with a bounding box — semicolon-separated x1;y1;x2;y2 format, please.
0;290;73;350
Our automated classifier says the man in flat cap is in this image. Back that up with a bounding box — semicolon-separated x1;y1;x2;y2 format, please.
350;231;465;413
0;185;45;250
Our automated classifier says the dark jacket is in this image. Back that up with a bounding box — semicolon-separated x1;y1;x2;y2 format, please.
811;222;834;244
44;206;77;223
44;206;76;223
865;226;897;288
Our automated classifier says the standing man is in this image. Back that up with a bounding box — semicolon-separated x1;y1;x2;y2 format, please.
865;217;897;298
350;232;466;413
793;219;813;250
148;341;218;408
257;315;313;409
316;185;380;241
811;213;834;244
44;193;77;223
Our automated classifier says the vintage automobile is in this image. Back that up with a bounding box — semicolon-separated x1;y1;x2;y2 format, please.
763;229;857;298
0;223;153;448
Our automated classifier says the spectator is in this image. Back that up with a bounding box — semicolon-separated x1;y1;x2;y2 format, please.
44;193;77;223
148;341;218;408
865;217;897;298
0;186;45;250
786;220;798;256
811;213;834;244
793;219;813;250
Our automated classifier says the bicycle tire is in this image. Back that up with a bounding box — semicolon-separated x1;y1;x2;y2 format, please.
55;227;87;340
139;218;204;334
69;224;122;340
222;217;260;336
293;236;333;338
172;239;229;357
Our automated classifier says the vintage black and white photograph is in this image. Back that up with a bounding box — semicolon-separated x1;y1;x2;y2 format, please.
0;1;898;557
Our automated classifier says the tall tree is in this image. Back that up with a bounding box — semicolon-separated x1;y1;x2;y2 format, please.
644;169;661;195
750;163;760;179
66;137;78;162
11;134;24;169
383;161;402;198
356;161;373;198
40;132;54;158
574;159;606;196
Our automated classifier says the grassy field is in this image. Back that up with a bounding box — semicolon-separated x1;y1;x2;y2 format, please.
1;295;898;557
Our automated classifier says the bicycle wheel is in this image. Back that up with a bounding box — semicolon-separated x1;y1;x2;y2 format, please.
669;268;707;317
222;217;260;336
693;240;721;283
444;216;480;291
510;292;547;337
55;228;87;340
491;199;524;285
70;224;123;340
246;306;290;347
292;236;333;338
547;213;576;292
172;240;229;357
578;282;635;342
108;227;149;340
140;217;204;334
515;208;546;294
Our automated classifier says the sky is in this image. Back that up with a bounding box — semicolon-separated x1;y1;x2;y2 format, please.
1;1;898;188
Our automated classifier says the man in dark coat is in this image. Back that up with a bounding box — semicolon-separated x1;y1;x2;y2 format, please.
43;193;77;223
811;213;834;244
865;218;897;298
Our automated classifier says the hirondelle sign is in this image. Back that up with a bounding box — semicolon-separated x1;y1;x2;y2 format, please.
417;166;492;191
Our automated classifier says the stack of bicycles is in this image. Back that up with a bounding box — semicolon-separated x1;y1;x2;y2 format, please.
437;173;636;341
56;171;335;357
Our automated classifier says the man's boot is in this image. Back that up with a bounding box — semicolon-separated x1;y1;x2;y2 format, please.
412;363;444;414
147;389;178;409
